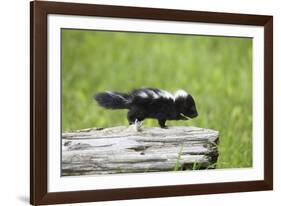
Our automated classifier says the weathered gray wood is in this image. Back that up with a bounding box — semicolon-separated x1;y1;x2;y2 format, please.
62;126;219;176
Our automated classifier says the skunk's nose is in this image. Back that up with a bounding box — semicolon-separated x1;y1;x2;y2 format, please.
191;112;198;118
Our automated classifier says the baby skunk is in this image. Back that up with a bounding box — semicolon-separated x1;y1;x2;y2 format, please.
94;88;198;128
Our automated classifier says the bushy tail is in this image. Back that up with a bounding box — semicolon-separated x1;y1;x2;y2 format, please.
94;91;131;109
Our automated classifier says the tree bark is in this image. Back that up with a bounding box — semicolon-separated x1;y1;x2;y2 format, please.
62;126;219;176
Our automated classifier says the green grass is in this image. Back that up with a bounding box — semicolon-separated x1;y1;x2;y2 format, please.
62;29;252;169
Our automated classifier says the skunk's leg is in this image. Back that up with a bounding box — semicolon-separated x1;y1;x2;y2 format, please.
134;119;143;127
158;119;167;128
133;119;143;132
127;109;143;125
127;110;144;131
127;110;136;125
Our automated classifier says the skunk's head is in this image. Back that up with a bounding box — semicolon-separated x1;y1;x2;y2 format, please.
174;90;198;120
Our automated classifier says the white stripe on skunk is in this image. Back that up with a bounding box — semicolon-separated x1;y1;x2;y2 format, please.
135;88;188;101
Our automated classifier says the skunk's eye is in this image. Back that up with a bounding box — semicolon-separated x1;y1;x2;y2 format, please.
190;105;196;111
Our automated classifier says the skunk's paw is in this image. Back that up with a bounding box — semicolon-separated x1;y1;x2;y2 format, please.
133;119;143;132
127;119;143;132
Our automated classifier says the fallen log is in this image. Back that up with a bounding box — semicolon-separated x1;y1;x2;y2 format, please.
62;126;219;176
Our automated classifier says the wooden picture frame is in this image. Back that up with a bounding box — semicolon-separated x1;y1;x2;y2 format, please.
30;1;273;205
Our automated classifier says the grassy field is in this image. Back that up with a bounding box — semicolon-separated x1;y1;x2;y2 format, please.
62;29;252;169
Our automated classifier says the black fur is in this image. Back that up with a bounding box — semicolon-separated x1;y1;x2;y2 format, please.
94;88;198;128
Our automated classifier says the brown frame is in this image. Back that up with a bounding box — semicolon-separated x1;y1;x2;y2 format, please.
30;1;273;205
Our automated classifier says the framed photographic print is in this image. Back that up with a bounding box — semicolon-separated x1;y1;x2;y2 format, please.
30;1;273;205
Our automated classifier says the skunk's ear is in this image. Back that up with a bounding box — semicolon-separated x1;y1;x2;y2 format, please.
174;90;188;99
174;90;188;106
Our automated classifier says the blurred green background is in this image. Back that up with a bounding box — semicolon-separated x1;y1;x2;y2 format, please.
62;29;252;169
